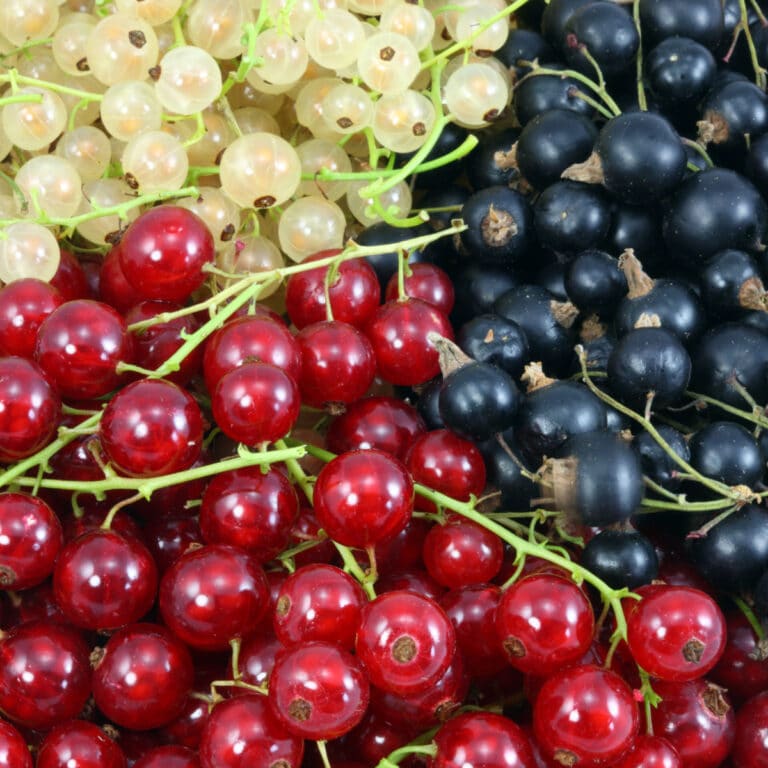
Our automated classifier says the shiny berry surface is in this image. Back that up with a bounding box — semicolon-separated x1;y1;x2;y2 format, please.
626;584;726;682
100;378;204;478
92;623;194;731
269;640;370;740
0;356;60;463
313;448;414;548
132;745;201;768
295;320;376;409
0;621;91;730
159;544;270;651
212;362;300;446
273;563;366;649
0;719;32;768
53;528;158;631
613;734;682;768
384;262;456;316
365;297;453;386
200;466;299;563
119;206;215;303
285;250;381;330
432;711;536;768
199;693;304;768
36;720;126;768
35;299;133;400
0;492;62;590
533;664;639;768
0;278;63;358
495;573;595;676
356;590;456;696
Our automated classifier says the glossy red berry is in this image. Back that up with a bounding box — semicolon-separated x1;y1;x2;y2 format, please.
285;250;381;330
119;205;214;302
212;362;300;446
325;395;426;461
99;244;144;313
613;734;682;768
92;623;194;730
432;711;536;768
0;278;63;358
732;690;768;768
533;664;639;768
125;300;203;386
132;745;200;768
35;299;133;400
53;528;158;631
0;621;91;730
405;429;486;514
650;679;735;768
0;492;62;590
159;544;270;651
365;298;453;386
273;563;366;649
295;320;376;409
495;573;595;676
100;378;204;477
313;448;414;548
50;248;91;302
0;719;32;768
199;693;304;768
269;640;370;740
423;516;504;589
202;314;301;395
626;585;726;682
0;356;60;463
232;631;284;691
356;589;456;696
36;720;126;768
143;514;203;574
384;262;455;316
200;466;299;563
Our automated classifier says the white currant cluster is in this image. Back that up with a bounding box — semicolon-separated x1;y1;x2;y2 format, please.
0;0;517;287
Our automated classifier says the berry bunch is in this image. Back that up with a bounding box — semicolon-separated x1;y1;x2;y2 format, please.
3;0;768;766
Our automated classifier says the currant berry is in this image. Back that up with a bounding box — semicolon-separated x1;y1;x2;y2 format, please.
269;641;370;740
356;589;456;696
92;623;194;730
99;378;203;477
313;448;414;548
53;528;157;631
384;263;456;316
273;563;366;649
0;278;63;359
0;720;32;768
35;299;134;400
626;585;726;682
36;721;126;768
212;362;300;446
432;711;536;768
119;205;214;302
0;356;61;463
495;573;595;676
159;544;270;651
200;466;299;563
132;746;200;768
199;693;304;768
613;734;682;768
0;492;62;590
533;664;639;768
0;620;91;730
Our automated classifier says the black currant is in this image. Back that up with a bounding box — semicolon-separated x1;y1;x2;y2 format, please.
580;529;659;589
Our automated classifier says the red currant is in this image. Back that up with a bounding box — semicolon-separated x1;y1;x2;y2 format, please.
0;357;60;463
36;720;126;768
159;544;270;651
626;584;726;682
356;589;456;696
212;362;300;446
35;299;134;400
199;693;304;768
0;720;32;768
132;745;200;768
384;262;455;316
273;563;366;649
0;492;62;590
613;734;682;768
92;622;194;730
99;244;144;313
50;248;91;302
313;448;414;548
0;278;63;358
99;378;204;477
495;573;595;676
119;205;215;303
269;640;370;740
295;320;376;409
200;466;299;563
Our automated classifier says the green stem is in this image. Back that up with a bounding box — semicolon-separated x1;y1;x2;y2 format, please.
632;0;648;111
732;593;766;641
376;743;438;768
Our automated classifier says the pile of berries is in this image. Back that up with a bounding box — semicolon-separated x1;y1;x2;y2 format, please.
5;0;768;766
